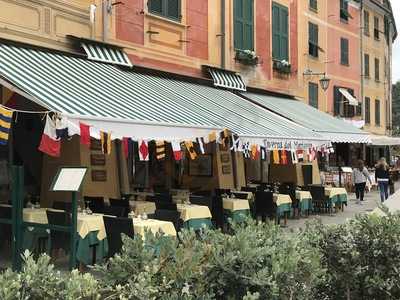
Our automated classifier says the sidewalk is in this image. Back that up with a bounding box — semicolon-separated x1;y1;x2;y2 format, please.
286;186;392;230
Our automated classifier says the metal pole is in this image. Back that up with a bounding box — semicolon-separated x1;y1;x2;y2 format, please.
11;165;23;271
69;191;78;270
221;0;226;69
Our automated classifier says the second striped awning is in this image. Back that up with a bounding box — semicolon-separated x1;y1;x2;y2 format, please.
207;67;246;91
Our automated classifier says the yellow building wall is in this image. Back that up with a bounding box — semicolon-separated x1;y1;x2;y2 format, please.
362;6;389;135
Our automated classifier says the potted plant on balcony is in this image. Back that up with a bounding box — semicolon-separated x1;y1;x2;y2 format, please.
273;59;291;74
235;49;259;66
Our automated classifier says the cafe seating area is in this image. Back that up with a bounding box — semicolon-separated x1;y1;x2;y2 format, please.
0;182;349;269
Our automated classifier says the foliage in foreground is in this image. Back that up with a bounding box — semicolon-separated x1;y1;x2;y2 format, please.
2;214;400;299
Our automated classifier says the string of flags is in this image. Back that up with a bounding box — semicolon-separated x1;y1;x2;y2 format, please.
0;106;333;164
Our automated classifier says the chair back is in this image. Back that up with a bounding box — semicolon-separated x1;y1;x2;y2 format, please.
189;196;213;209
103;216;134;257
231;192;249;200
52;201;72;212
155;202;177;211
212;196;224;228
46;210;71;226
84;196;105;213
154;193;173;203
154;209;182;231
191;190;212;197
46;210;71;252
103;206;128;218
255;191;275;217
241;186;257;193
309;185;325;201
0;206;12;243
0;206;11;219
109;198;130;208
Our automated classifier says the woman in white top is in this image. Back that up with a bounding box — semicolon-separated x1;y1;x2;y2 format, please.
352;160;372;204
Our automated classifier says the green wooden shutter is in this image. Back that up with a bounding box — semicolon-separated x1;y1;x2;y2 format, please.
375;58;380;81
364;10;369;35
309;82;318;108
234;0;253;50
309;23;318;57
167;0;180;20
272;2;288;61
234;0;244;50
149;0;163;14
364;54;370;77
340;38;349;65
243;0;254;50
375;99;380;126
365;97;370;124
309;0;317;11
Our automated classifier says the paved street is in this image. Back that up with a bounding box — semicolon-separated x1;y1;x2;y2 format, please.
286;186;393;230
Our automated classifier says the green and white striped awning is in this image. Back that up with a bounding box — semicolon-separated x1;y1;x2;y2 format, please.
207;67;246;91
0;43;327;145
81;41;132;67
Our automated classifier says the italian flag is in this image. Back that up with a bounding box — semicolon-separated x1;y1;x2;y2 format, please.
38;115;61;157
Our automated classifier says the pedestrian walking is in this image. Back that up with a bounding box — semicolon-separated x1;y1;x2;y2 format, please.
375;157;390;202
352;160;372;205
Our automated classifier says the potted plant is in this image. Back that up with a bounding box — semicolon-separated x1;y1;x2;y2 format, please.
273;59;291;74
235;49;259;66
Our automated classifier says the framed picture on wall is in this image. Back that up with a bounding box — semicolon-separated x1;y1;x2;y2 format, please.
189;154;213;177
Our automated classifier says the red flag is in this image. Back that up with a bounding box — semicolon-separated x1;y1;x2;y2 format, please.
139;140;149;161
39;116;61;157
171;141;182;161
122;137;130;158
79;122;91;147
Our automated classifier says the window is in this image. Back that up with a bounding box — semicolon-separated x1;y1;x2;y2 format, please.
309;0;317;11
234;0;254;50
364;54;370;77
272;2;289;61
375;99;381;126
309;82;319;108
365;97;371;124
148;0;181;21
340;0;349;22
374;16;380;40
309;22;319;58
364;10;370;36
375;58;380;81
334;87;355;118
340;38;349;66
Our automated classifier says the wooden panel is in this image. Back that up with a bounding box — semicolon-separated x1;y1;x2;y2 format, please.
54;14;91;38
147;22;183;50
0;0;41;31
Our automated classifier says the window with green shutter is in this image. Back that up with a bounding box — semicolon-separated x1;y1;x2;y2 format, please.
309;0;317;11
375;99;381;126
272;2;289;62
234;0;254;50
340;0;350;22
309;82;318;108
365;97;371;124
364;10;370;36
364;54;370;77
309;22;319;58
148;0;181;21
375;58;380;81
374;16;380;40
340;38;349;65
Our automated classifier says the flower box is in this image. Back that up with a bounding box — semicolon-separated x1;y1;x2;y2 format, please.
235;49;259;66
273;59;291;74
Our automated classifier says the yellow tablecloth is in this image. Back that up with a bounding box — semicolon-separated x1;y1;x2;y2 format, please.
273;194;292;206
132;218;176;237
296;191;312;201
130;201;156;215
325;187;348;198
176;204;212;222
21;208;106;241
222;198;250;211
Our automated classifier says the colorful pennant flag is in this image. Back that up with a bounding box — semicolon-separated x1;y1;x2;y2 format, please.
100;131;111;155
55;116;69;140
230;134;240;152
251;144;260;160
272;148;280;164
196;137;205;154
156;140;166;160
280;149;288;164
291;150;298;164
39;115;60;157
242;142;250;158
185;140;197;160
260;146;266;160
219;128;230;146
171;141;182;161
79;122;91;147
208;132;217;143
122;137;131;158
0;106;13;146
139;140;149;161
296;149;304;162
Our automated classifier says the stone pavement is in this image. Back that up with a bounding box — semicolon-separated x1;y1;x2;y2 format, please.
286;186;390;230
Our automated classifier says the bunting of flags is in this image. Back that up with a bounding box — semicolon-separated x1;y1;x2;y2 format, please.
39;115;61;157
139;140;149;161
156;141;166;160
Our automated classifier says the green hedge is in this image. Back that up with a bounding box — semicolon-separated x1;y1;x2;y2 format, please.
2;214;400;299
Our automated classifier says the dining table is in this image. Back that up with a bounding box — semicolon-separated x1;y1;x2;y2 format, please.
325;187;348;210
295;190;313;215
176;203;213;230
222;197;251;223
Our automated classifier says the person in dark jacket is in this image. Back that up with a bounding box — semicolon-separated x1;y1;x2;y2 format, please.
375;157;390;202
